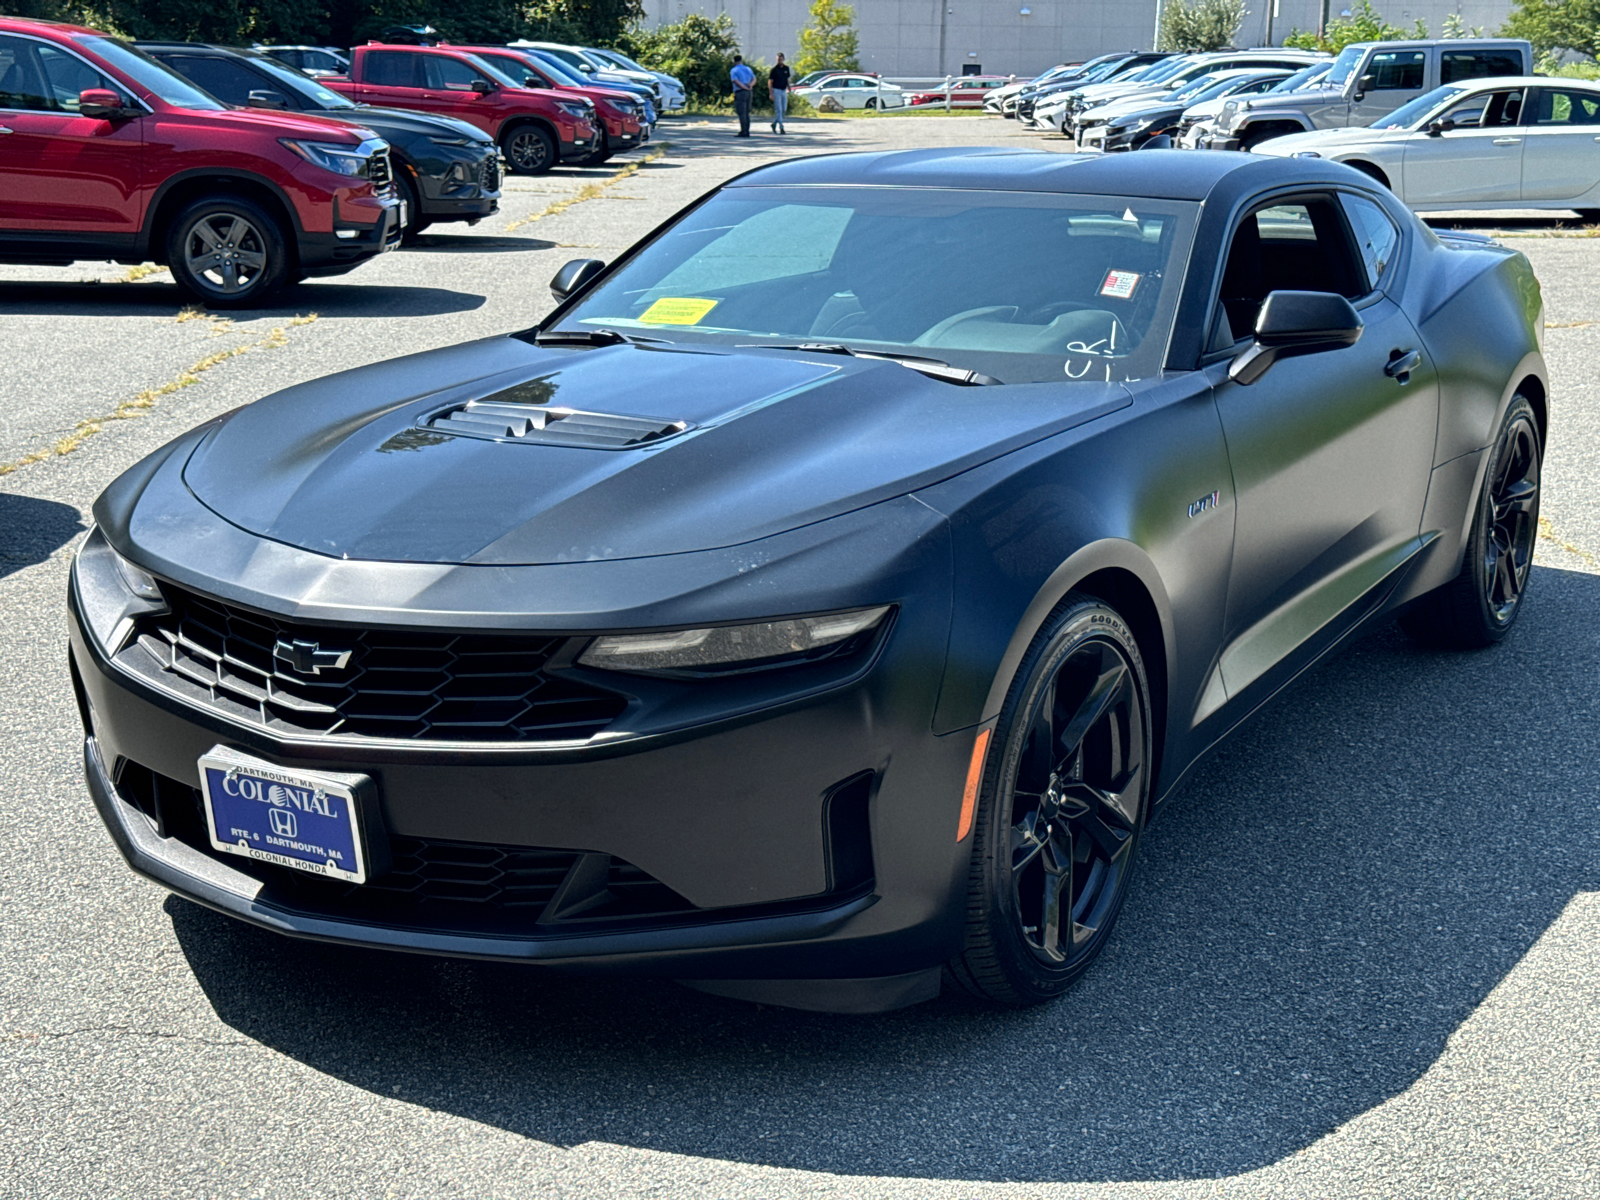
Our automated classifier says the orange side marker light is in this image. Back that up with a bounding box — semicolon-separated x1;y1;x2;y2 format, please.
956;727;992;842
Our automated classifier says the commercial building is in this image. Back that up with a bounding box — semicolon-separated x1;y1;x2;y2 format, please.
637;0;1517;78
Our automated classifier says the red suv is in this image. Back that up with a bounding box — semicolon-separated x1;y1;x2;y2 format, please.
0;18;399;307
325;44;598;174
454;46;644;166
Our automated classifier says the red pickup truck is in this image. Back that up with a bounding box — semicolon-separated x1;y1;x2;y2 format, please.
325;44;598;174
0;17;399;307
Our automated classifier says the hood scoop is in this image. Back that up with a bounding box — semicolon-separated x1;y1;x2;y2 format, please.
423;397;689;450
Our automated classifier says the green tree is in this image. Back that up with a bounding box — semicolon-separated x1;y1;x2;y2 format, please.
795;0;858;75
1157;0;1246;53
1283;0;1427;52
621;12;742;104
1502;0;1600;60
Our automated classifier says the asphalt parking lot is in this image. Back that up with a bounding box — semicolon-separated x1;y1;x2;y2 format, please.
3;116;1598;1199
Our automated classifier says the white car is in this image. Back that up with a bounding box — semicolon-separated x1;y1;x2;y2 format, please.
1181;62;1332;148
1072;69;1292;148
1254;76;1600;216
586;47;687;112
794;73;906;109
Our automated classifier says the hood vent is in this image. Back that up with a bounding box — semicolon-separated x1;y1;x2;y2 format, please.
424;399;689;449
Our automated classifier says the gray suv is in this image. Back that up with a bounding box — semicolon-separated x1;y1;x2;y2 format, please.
1209;38;1531;150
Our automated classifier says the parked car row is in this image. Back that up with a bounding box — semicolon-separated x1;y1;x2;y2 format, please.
0;17;684;307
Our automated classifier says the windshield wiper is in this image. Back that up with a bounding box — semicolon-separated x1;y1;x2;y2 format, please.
532;328;670;348
752;343;1002;386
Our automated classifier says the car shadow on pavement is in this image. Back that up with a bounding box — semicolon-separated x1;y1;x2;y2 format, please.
0;494;84;580
168;562;1600;1184
0;281;487;319
407;234;556;252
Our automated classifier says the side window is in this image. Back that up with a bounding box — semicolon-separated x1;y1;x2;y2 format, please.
1366;50;1425;90
304;51;341;72
1217;196;1366;339
426;56;489;91
36;44;116;111
0;35;54;111
1441;50;1524;84
159;56;259;107
1441;89;1524;129
1533;88;1600;126
364;51;421;89
1340;194;1400;291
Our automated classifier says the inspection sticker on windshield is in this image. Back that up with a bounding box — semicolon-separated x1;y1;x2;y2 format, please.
640;297;719;325
1100;270;1141;300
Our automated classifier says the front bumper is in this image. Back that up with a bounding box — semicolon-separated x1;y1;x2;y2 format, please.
68;495;974;979
296;195;401;275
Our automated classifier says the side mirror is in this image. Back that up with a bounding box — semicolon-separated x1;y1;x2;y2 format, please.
579;63;596;73
247;89;290;110
1140;132;1174;149
78;88;133;120
1229;290;1363;386
549;257;606;301
470;79;494;95
1426;117;1454;136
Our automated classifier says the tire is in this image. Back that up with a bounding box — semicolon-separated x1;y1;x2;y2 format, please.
164;195;290;309
1400;394;1542;649
1241;126;1286;152
502;123;556;175
578;128;612;167
395;172;427;245
1576;209;1600;223
948;595;1153;1006
865;97;878;110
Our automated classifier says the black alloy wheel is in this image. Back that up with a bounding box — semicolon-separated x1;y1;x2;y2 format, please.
165;195;289;308
502;124;555;175
578;127;612;167
396;171;429;244
949;596;1152;1005
1401;394;1542;648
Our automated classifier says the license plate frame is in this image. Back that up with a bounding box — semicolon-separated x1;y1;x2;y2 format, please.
198;746;377;884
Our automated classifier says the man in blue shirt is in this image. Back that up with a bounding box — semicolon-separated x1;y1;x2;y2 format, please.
730;54;755;137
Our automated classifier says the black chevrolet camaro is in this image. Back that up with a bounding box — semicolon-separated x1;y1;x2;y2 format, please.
70;149;1547;1012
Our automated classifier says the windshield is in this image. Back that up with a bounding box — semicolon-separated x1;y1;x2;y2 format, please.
465;55;522;89
600;50;649;72
1270;63;1321;92
1189;75;1260;103
1326;45;1364;88
245;53;356;108
75;37;225;108
1374;84;1465;129
1169;73;1226;103
551;186;1197;385
532;52;591;87
1143;57;1192;83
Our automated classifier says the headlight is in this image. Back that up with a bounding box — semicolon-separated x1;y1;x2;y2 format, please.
555;99;594;119
280;138;371;176
73;526;167;652
578;607;892;675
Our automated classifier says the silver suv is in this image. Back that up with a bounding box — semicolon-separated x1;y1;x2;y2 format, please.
1208;38;1531;150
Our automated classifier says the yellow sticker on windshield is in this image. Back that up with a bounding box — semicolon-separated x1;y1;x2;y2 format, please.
640;297;719;325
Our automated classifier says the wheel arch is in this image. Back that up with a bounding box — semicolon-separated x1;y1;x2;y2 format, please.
1340;158;1391;189
499;116;559;147
1516;369;1548;450
142;172;301;266
974;541;1177;807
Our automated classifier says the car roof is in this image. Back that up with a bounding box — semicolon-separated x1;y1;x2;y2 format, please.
0;16;105;36
1447;74;1594;92
727;146;1358;202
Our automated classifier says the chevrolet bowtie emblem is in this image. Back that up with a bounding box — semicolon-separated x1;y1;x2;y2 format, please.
273;638;353;676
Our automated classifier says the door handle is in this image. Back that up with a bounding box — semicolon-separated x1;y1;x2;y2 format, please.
1492;136;1521;145
1385;349;1422;381
0;126;11;135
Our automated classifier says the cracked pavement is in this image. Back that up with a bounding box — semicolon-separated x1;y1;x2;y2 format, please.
2;116;1598;1199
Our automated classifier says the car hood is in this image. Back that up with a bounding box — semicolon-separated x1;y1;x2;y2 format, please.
181;338;1130;566
1258;126;1406;154
327;105;490;142
1238;84;1341;111
205;105;375;142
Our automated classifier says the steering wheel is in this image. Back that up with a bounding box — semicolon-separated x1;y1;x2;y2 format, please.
1024;299;1097;324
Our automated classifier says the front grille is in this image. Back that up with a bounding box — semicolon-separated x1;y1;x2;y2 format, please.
114;761;697;930
118;586;627;743
366;146;393;191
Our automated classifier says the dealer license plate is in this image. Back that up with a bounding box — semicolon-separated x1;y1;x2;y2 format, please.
198;747;371;883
